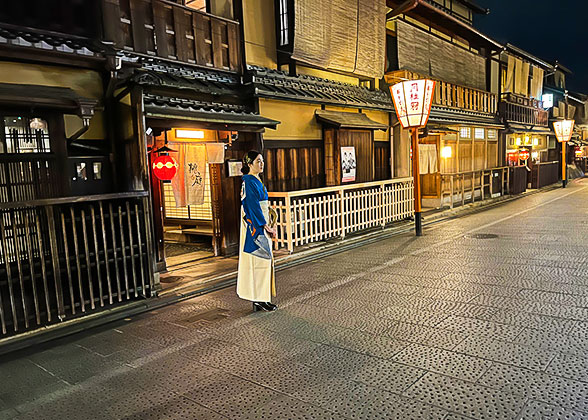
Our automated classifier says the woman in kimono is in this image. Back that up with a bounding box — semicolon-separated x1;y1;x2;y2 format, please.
237;150;278;312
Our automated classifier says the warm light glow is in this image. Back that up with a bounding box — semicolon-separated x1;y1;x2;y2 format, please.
524;136;530;144
390;79;436;128
532;138;539;146
542;94;553;109
441;146;452;158
553;120;575;142
175;129;205;139
519;149;530;161
532;151;539;160
152;155;179;181
576;149;583;157
516;137;522;146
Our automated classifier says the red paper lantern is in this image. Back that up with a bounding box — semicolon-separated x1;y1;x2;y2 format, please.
519;149;530;161
152;155;178;181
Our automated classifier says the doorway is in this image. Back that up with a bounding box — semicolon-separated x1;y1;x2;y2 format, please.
148;126;259;290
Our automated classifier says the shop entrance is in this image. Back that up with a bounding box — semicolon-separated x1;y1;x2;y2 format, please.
147;125;260;289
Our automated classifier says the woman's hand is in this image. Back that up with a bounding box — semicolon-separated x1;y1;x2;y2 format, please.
264;224;277;238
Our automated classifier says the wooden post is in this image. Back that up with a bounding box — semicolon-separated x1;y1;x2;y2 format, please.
284;196;293;254
339;189;345;239
411;128;422;236
562;143;567;188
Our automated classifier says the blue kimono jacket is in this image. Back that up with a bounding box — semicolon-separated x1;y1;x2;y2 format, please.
241;175;272;259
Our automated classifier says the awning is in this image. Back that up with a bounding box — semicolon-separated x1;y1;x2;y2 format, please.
144;94;279;132
0;83;97;117
427;107;504;129
386;0;502;51
315;110;388;130
506;123;554;135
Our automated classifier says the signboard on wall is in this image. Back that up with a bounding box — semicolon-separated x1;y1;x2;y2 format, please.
341;146;356;183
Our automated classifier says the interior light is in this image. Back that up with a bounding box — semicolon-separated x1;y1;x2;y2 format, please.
441;146;452;158
532;138;539;146
516;137;522;146
175;129;205;139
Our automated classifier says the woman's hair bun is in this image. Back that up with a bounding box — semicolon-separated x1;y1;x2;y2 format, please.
241;150;261;175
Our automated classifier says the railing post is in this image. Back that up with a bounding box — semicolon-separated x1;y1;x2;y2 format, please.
284;196;293;254
45;206;66;320
481;171;484;201
339;189;345;240
380;184;385;229
450;175;454;209
489;170;493;197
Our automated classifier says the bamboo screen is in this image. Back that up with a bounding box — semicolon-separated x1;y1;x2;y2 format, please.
291;0;386;79
396;20;486;91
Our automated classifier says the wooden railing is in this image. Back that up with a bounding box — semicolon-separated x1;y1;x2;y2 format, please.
499;101;549;127
531;161;559;188
385;70;497;114
102;0;242;72
268;178;414;253
0;193;155;338
440;167;512;209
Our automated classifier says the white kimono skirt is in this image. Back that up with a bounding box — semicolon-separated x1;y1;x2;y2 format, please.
237;197;276;302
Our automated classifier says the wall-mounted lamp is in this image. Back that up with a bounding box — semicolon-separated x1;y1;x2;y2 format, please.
441;146;452;158
175;129;205;139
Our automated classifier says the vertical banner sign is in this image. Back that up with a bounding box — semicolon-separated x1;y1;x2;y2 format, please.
185;145;207;205
341;146;356;182
171;144;207;206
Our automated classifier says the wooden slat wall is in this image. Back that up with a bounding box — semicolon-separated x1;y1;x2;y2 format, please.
338;130;374;184
374;142;390;181
102;0;241;72
0;195;153;338
264;145;324;192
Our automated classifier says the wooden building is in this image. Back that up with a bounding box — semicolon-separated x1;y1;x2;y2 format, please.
384;0;506;208
0;6;156;340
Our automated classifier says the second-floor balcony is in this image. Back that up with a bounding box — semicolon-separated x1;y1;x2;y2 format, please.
102;0;241;72
499;93;549;127
385;70;497;115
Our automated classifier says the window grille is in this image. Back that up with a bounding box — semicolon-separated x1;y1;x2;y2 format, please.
279;0;289;46
164;164;213;221
474;128;485;139
460;127;471;139
487;129;497;139
2;117;51;154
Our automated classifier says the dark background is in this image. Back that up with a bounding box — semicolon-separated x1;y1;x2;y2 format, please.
476;0;588;93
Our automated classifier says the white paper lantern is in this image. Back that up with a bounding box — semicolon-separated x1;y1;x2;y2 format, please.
553;119;574;143
390;79;436;129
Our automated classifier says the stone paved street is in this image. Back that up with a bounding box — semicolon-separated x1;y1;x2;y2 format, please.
2;179;588;420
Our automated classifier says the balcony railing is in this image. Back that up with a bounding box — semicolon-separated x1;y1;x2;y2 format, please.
499;101;549;127
385;70;497;114
102;0;242;72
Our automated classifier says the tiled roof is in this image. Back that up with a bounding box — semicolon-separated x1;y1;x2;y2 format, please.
0;23;106;57
130;60;241;98
143;93;279;128
144;93;251;115
429;106;504;128
247;65;394;111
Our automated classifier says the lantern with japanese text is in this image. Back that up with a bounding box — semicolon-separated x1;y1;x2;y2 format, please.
152;154;178;181
390;79;436;129
553;119;574;143
519;149;530;161
390;79;436;236
553;119;575;188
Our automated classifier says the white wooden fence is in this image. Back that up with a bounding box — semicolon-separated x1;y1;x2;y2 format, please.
268;178;414;253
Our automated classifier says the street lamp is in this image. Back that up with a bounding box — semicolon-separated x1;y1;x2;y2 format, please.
553;119;575;188
390;79;435;236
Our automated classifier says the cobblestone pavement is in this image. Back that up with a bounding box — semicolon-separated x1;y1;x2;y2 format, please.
2;179;588;420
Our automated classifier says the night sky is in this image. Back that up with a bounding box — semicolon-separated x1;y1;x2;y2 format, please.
475;0;588;93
